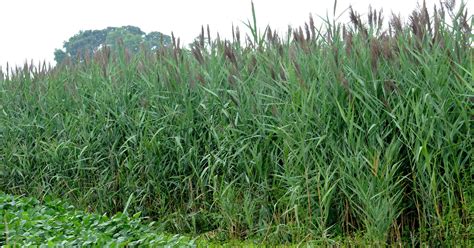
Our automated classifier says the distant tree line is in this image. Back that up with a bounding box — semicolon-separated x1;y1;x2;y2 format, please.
54;26;171;64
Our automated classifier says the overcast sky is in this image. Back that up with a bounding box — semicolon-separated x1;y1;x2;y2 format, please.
0;0;470;69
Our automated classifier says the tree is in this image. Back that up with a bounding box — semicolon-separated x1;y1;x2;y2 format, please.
105;27;144;54
54;26;171;64
54;49;68;64
145;32;172;51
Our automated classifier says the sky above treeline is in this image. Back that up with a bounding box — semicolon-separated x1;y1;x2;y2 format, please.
0;0;471;70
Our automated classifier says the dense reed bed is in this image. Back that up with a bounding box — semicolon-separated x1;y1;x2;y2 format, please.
0;1;472;245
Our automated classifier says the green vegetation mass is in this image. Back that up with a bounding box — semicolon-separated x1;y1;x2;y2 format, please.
54;25;172;64
0;192;195;247
0;1;472;246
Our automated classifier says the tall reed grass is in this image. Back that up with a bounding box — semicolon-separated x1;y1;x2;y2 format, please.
0;1;472;245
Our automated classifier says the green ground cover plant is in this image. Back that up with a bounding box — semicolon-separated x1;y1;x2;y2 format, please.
0;1;472;246
0;192;195;247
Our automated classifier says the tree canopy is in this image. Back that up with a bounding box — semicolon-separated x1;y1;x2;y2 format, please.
54;26;171;64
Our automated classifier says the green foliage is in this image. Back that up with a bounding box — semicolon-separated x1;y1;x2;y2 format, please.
61;29;109;61
146;31;172;50
53;49;67;65
0;192;195;247
105;28;144;54
54;26;171;64
0;1;472;246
